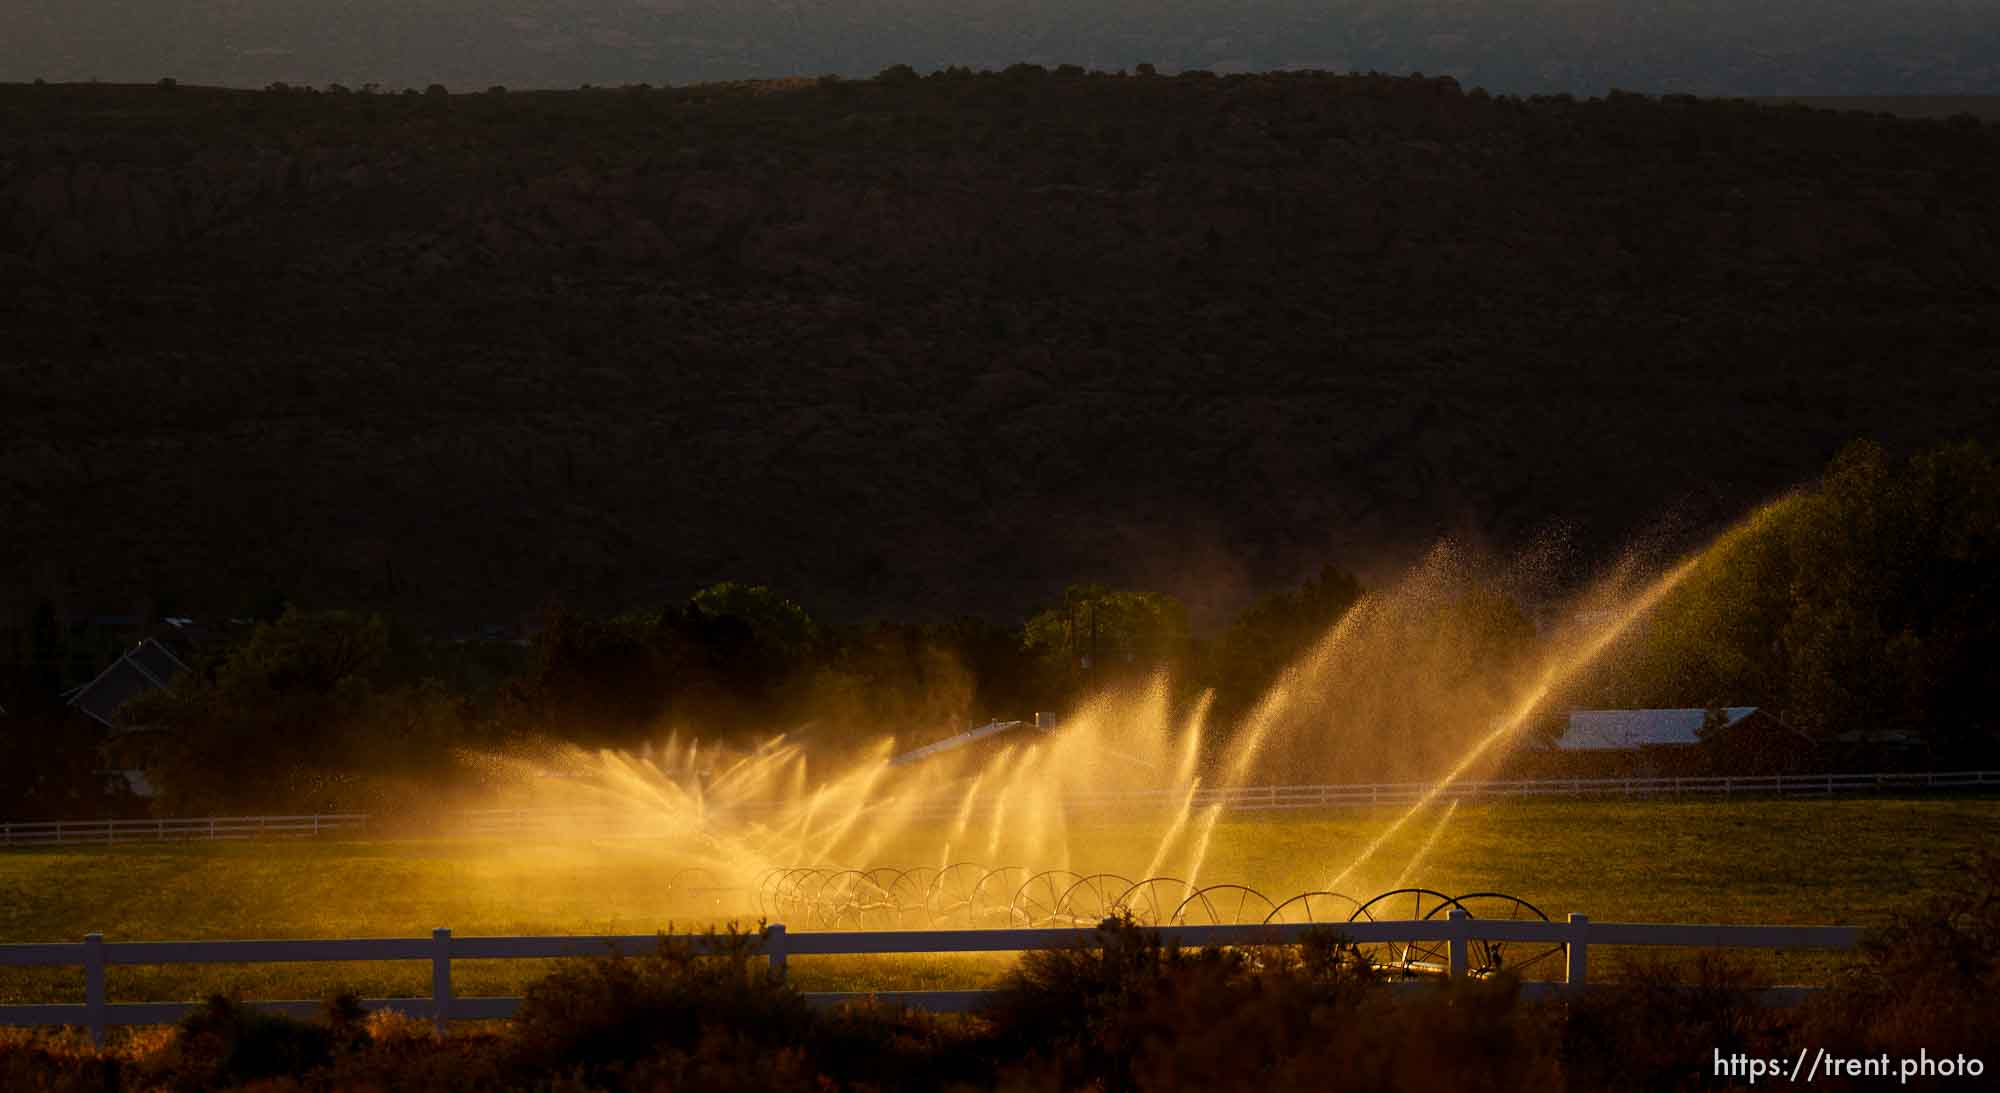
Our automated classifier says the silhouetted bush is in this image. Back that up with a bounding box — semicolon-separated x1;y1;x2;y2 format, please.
507;924;809;1082
1797;850;2000;1075
1561;952;1782;1091
988;915;1553;1092
166;996;335;1088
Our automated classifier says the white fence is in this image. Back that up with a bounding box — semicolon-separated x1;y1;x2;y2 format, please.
0;814;372;847
0;914;1866;1047
7;771;1995;846
974;770;1997;812
461;770;1999;833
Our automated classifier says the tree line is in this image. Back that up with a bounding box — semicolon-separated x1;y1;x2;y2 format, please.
2;438;1994;818
1597;439;2000;766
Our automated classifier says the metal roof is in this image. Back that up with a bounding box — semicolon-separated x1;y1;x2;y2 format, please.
66;638;188;731
889;719;1032;766
1554;707;1759;752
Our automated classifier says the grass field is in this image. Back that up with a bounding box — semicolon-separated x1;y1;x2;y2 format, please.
4;795;1996;1009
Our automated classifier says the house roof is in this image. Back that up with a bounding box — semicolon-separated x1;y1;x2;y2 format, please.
889;719;1032;766
1553;707;1759;751
67;638;188;731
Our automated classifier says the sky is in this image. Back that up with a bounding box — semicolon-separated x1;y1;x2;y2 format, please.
5;0;1999;95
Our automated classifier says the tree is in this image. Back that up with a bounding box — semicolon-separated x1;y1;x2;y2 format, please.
1206;564;1364;722
504;584;823;746
1779;440;2000;756
1622;439;2000;762
0;711;106;819
689;583;816;663
129;608;480;813
800;621;977;747
509;607;671;743
1022;584;1192;698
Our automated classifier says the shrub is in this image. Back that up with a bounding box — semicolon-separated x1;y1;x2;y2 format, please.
167;996;335;1088
987;915;1553;1092
813;998;993;1090
1560;952;1785;1091
0;1029;123;1093
507;923;809;1082
1799;850;2000;1067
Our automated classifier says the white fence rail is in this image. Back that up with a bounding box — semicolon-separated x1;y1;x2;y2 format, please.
459;770;2000;833
0;814;372;847
7;771;1994;845
0;914;1866;1047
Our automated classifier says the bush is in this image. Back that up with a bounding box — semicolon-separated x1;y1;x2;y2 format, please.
1799;850;2000;1069
0;1029;124;1093
988;915;1552;1092
507;924;809;1082
812;999;993;1090
166;996;336;1088
1560;952;1785;1091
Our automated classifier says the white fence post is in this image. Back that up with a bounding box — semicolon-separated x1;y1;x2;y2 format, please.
1566;913;1589;996
1447;909;1469;981
83;933;107;1049
767;924;788;982
432;928;453;1036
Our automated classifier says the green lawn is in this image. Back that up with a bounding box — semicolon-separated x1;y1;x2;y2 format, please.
3;795;1994;1006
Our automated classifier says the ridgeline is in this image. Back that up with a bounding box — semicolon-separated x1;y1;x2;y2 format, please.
4;71;1998;626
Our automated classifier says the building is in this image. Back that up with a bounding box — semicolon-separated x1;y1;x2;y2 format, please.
889;719;1034;767
64;638;189;798
1519;707;1813;778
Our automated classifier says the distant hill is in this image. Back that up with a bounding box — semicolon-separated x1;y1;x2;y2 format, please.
3;74;1998;629
4;0;2000;96
1749;97;2000;121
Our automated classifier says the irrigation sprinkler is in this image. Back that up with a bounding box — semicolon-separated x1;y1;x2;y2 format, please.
968;866;1028;928
1055;873;1135;927
754;867;790;916
1114;877;1198;926
733;861;1562;987
1170;884;1278;925
1263;891;1365;925
1350;888;1460;975
819;869;899;929
926;862;991;927
888;866;939;927
1011;870;1087;927
1429;892;1564;978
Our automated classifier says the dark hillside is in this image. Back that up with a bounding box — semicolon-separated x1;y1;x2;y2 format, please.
7;0;1999;95
3;74;1998;627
